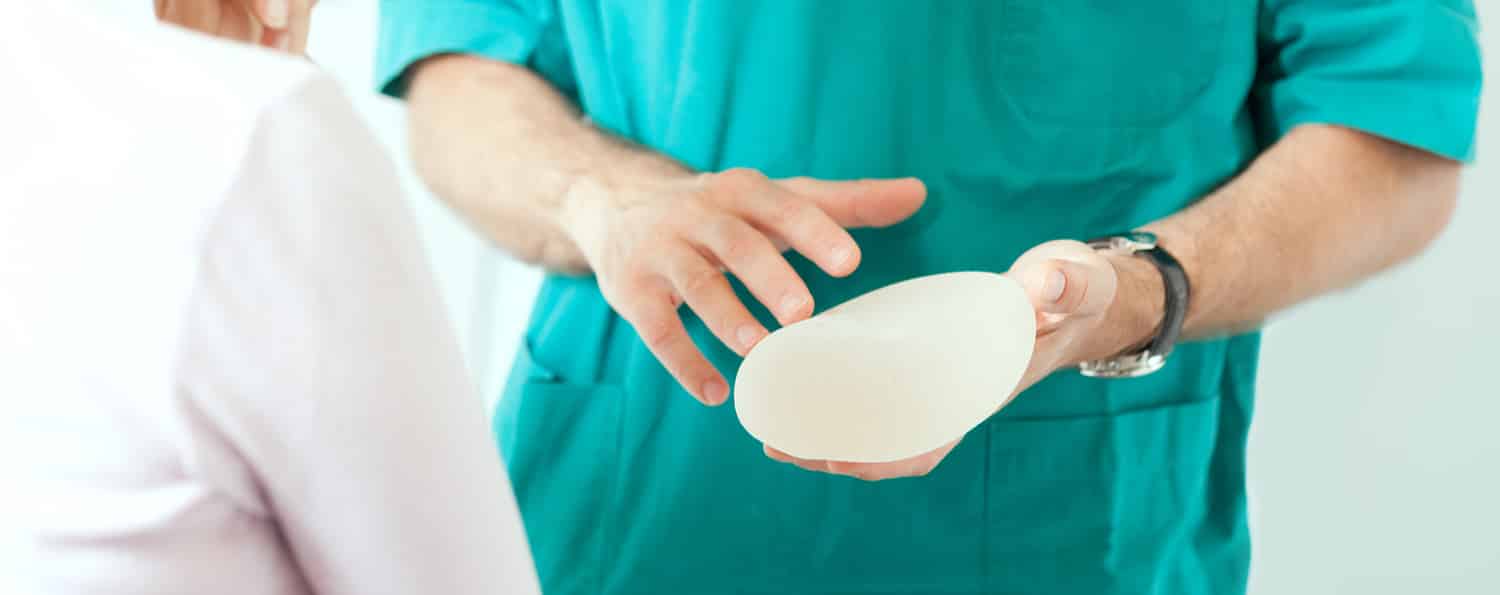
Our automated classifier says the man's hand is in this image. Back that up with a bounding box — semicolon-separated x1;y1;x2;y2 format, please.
765;239;1165;480
402;58;929;406
566;168;926;406
154;0;314;53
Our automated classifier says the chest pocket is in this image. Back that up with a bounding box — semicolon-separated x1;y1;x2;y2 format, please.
996;0;1229;127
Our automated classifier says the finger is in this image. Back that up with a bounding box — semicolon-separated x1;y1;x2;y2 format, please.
764;445;794;462
157;0;217;34
824;461;878;479
763;448;876;480
702;168;861;278
792;459;836;475
736;188;863;278
248;0;290;30
156;0;191;25
660;247;768;356
762;448;834;474
260;28;286;51
219;0;262;41
811;460;895;481
281;0;313;54
616;288;728;406
831;443;957;480
777;177;927;229
768;446;955;481
691;215;815;326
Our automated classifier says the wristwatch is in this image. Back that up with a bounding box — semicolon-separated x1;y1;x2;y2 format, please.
1078;231;1190;378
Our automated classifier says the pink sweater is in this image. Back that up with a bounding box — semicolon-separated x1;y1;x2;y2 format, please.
0;5;540;594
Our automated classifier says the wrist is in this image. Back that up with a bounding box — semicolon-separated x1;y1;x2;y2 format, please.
556;163;697;264
556;175;612;263
1085;252;1165;363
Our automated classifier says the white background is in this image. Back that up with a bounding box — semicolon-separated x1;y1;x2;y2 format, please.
86;1;1500;592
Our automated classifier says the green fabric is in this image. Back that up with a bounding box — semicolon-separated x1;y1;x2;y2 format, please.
377;2;1481;593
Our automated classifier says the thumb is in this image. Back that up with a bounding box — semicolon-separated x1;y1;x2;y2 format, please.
1010;241;1117;330
776;177;927;228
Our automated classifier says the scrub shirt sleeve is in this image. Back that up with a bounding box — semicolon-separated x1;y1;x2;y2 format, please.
1254;0;1482;162
375;0;549;97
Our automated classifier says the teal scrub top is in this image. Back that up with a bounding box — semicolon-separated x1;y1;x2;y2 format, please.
377;2;1481;594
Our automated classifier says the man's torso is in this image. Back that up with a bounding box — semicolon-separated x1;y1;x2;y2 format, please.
493;2;1264;593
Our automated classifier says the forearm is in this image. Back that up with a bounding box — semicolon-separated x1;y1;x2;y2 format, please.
404;54;688;273
1099;124;1461;356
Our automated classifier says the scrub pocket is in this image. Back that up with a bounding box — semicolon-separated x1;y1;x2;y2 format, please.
982;395;1221;593
995;0;1229;126
494;340;624;595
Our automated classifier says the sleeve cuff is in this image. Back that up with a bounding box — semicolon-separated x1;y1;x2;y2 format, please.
1254;1;1482;163
1259;75;1482;163
375;1;544;98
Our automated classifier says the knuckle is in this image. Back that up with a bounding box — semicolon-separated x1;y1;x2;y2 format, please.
672;212;721;243
719;237;750;263
598;282;625;307
620;267;660;294
596;271;641;307
637;318;678;350
613;252;645;275
705;167;768;197
769;195;812;228
681;267;723;296
669;200;713;226
644;244;682;272
624;238;679;274
709;218;753;261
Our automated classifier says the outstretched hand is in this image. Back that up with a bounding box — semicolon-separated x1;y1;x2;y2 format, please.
572;168;927;405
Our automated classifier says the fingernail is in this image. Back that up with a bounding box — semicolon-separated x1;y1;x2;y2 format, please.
736;325;764;350
274;33;292;51
830;246;852;269
263;0;289;28
1042;269;1066;303
701;380;728;405
779;294;808;319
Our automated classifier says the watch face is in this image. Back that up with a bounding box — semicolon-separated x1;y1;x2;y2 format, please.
1088;231;1158;254
1119;231;1159;251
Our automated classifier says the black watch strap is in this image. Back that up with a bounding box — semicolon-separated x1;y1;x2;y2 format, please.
1078;232;1190;378
1141;243;1189;359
